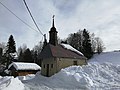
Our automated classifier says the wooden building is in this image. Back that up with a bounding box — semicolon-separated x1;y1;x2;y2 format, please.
38;16;87;77
8;62;41;77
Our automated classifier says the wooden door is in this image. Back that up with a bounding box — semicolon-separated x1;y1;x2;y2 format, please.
46;64;49;77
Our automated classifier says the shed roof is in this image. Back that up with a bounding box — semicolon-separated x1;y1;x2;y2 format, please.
8;62;41;71
39;44;87;59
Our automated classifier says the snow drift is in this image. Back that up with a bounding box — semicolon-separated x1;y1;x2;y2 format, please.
0;76;24;90
23;63;120;90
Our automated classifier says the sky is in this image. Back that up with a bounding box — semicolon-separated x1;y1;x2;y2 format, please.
0;0;120;51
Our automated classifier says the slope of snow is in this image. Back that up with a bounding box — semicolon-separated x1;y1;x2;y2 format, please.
0;77;24;90
0;76;12;89
1;62;120;90
22;63;120;90
89;52;120;65
8;62;41;70
61;43;84;56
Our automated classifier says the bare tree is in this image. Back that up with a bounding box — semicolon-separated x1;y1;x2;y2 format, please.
21;44;27;52
17;44;27;62
95;37;105;54
0;42;6;49
67;30;83;52
33;41;43;55
32;41;43;65
90;33;97;53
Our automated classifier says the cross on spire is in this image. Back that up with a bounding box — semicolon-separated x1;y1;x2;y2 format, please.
52;15;55;27
53;15;55;19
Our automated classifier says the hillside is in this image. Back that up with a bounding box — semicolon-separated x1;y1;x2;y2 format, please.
89;51;120;65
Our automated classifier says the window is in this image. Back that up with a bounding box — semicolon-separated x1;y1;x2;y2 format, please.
73;61;77;65
51;64;53;68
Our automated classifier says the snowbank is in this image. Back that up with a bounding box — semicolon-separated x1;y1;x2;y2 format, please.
89;52;120;65
0;76;12;89
0;77;24;90
23;63;120;90
18;74;35;81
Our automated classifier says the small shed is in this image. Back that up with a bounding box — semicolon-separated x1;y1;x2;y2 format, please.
8;62;41;77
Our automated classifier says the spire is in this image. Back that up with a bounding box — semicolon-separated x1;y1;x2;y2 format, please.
49;15;58;46
52;15;55;27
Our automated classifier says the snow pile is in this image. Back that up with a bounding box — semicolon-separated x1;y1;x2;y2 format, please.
61;43;84;56
1;62;120;90
89;52;120;65
23;63;120;90
18;74;35;81
0;76;12;89
0;76;24;90
8;62;41;70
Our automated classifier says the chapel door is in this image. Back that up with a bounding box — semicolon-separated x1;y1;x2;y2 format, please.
46;64;49;77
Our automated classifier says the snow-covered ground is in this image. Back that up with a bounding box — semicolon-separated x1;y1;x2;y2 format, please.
89;51;120;65
0;76;24;90
0;51;120;90
22;63;120;90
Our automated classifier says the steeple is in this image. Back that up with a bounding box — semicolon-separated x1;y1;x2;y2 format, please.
49;15;58;46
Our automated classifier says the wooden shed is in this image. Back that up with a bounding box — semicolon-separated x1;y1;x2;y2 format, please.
8;62;41;77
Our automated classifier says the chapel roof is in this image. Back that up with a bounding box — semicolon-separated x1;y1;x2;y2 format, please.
39;43;87;59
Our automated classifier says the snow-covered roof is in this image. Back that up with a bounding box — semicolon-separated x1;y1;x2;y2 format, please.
8;62;41;71
61;44;84;56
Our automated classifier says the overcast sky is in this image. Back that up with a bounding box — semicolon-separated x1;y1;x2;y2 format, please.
0;0;120;51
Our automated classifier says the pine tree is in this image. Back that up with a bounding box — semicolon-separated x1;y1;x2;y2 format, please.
5;35;16;68
22;48;33;63
18;49;23;62
6;35;16;53
82;29;93;59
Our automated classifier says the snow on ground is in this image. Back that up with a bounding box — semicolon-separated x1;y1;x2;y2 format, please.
89;51;120;65
0;51;120;90
0;76;24;90
22;63;120;90
18;74;35;81
0;76;12;89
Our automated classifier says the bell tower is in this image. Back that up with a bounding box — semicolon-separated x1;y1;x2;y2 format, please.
49;15;58;46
